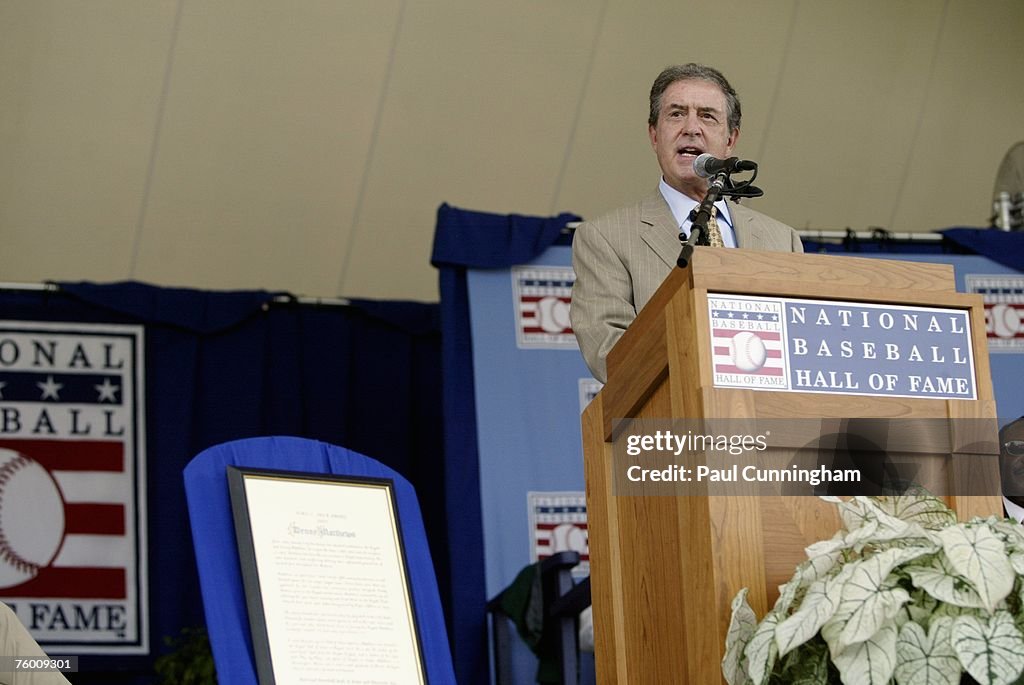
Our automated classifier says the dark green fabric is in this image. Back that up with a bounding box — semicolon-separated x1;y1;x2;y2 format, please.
496;562;563;683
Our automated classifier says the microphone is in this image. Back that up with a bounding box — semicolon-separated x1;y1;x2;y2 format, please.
693;153;757;178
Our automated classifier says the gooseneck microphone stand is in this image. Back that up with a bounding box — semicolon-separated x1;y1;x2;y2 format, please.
675;159;765;266
677;172;727;268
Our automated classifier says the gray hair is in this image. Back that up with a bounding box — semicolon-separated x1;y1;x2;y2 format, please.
648;63;741;133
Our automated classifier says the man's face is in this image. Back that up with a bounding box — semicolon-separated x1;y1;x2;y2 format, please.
648;79;739;201
1001;419;1024;506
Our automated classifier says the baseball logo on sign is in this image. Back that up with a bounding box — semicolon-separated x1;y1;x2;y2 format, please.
550;522;587;555
512;266;579;349
536;297;572;334
991;303;1022;340
731;331;768;373
708;296;787;389
0;449;66;588
528;491;589;576
0;320;147;654
965;274;1024;352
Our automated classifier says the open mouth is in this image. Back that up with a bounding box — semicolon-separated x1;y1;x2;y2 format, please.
677;145;703;158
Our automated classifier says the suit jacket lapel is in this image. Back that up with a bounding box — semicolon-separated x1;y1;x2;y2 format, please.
640;189;682;269
732;203;765;251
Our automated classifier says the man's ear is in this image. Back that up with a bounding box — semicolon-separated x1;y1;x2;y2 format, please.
648;123;658;150
725;127;740;155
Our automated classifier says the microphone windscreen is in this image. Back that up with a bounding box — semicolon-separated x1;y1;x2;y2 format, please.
693;153;715;178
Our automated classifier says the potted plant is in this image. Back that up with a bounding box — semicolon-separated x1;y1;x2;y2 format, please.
153;625;217;685
723;495;1024;685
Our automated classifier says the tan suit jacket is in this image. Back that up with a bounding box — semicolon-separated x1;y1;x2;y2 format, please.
0;603;71;685
570;188;803;382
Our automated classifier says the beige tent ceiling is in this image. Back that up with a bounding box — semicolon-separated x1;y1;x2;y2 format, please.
2;0;1022;301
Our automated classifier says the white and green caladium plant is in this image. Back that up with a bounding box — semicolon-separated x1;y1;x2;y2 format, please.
723;496;1024;685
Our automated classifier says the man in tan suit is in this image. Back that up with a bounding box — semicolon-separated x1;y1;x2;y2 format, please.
0;603;71;685
571;64;803;382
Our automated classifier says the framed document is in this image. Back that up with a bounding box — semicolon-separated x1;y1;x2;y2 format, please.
227;467;428;685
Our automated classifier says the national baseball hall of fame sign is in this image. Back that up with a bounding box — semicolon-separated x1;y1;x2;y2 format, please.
708;294;977;400
0;321;147;654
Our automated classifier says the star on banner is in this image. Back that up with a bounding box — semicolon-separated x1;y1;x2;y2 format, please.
95;378;120;403
38;375;64;400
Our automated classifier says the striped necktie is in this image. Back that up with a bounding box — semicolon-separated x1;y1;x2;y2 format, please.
705;210;725;248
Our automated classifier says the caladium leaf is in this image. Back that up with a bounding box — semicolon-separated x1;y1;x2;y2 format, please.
838;496;878;532
874;495;957;531
796;550;843;587
821;549;915;654
838;579;910;649
744;609;779;685
805;531;848;559
938;525;1015;612
905;554;987;609
991;519;1024;553
1009;551;1024;576
840;497;940;553
894;617;960;685
832;624;898;685
776;574;845;657
845;509;914;547
774;574;801;616
951;612;1024;685
723;588;756;685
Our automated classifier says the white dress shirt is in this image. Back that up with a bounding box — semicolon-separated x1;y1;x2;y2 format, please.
1004;496;1024;523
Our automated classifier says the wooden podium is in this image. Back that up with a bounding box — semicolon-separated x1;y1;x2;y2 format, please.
580;248;1002;684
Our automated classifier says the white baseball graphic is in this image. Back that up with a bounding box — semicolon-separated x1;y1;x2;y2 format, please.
537;296;572;333
551;523;587;555
0;449;66;588
731;331;768;372
991;303;1021;339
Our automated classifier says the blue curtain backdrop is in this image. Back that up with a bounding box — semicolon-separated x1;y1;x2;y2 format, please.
0;283;445;684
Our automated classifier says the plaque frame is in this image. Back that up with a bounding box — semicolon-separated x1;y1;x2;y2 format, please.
226;466;428;684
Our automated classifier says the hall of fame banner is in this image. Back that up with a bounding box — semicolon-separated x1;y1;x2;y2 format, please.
965;274;1024;352
528;491;589;577
0;321;147;654
708;294;976;400
511;266;577;349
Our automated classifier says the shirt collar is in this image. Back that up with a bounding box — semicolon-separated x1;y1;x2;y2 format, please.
1005;496;1024;523
658;177;733;230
